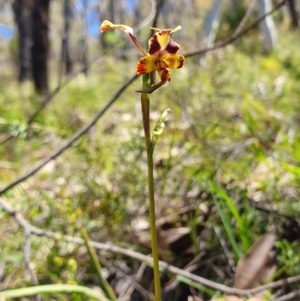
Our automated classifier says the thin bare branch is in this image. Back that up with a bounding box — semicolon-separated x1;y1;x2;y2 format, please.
24;228;41;301
24;229;38;285
150;0;164;31
214;226;236;273
103;259;151;300
232;0;257;37
184;0;287;58
133;0;156;33
119;262;148;300
277;289;300;301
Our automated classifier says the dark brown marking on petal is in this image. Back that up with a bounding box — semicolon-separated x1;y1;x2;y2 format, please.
148;34;161;55
159;68;171;82
178;56;184;68
165;39;180;54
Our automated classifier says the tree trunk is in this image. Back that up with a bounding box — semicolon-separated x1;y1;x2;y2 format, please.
109;0;115;23
231;0;239;8
257;0;277;53
12;0;32;82
58;0;73;84
287;0;299;28
81;0;88;75
98;1;107;51
61;0;73;75
203;0;224;47
31;0;50;94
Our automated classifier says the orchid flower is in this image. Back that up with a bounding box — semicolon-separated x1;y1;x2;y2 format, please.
100;20;185;93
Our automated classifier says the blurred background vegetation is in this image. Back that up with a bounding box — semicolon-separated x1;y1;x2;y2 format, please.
0;0;300;300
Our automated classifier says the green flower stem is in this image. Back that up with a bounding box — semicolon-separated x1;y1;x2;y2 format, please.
80;228;117;301
141;74;161;301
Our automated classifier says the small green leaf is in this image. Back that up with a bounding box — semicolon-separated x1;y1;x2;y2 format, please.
152;108;170;146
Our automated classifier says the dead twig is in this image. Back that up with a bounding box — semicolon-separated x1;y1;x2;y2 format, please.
276;289;300;301
232;0;257;38
134;0;156;33
24;228;41;301
118;262;150;301
214;227;236;273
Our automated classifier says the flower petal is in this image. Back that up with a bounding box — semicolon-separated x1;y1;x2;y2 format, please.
100;20;147;56
157;68;171;82
163;54;185;69
100;20;133;35
171;25;182;33
136;56;157;74
148;26;182;55
148;29;172;55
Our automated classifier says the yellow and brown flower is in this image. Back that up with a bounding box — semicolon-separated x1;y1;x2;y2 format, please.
100;21;185;93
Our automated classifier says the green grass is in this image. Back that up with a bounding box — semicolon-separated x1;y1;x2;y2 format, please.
1;26;300;300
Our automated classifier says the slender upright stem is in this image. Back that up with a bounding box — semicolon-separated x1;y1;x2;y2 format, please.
140;74;161;301
80;229;117;301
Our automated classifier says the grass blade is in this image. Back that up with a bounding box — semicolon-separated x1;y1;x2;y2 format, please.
0;284;109;300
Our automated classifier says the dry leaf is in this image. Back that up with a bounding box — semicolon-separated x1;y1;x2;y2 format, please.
157;226;192;252
129;203;210;262
233;227;277;291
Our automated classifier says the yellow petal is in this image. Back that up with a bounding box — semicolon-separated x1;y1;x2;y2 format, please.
100;20;146;56
171;25;182;33
148;26;182;55
100;20;113;32
100;20;133;35
150;25;181;34
136;55;157;74
163;54;185;69
148;29;172;55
